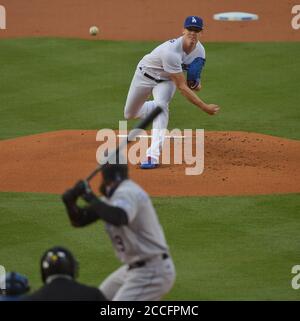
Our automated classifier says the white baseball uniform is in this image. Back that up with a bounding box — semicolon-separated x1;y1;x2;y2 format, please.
124;36;206;161
99;179;176;301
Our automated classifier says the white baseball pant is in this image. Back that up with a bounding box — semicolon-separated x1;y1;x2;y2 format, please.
124;67;176;161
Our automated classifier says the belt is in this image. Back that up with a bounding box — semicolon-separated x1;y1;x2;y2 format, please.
139;67;164;83
128;253;169;270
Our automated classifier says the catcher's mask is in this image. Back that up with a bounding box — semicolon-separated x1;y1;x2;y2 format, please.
40;246;79;283
3;272;30;296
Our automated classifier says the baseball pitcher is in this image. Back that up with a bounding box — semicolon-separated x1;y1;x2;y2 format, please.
62;163;176;301
124;15;220;169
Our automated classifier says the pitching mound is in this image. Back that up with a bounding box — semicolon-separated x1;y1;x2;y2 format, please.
0;130;299;196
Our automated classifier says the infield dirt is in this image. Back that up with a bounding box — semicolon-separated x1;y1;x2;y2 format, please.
0;0;299;42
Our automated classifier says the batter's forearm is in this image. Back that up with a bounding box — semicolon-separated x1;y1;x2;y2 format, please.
62;190;128;227
88;200;129;226
62;190;99;227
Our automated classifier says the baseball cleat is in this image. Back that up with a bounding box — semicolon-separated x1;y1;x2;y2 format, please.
140;157;159;169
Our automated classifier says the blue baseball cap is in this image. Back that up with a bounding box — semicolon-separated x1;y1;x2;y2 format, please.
184;16;204;30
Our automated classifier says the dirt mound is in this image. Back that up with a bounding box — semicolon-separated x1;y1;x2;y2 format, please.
0;130;299;196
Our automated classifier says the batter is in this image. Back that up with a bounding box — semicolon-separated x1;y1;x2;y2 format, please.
62;163;176;301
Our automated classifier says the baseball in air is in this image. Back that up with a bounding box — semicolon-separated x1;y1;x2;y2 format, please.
89;26;99;36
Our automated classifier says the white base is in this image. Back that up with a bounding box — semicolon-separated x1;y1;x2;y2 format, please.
213;12;259;21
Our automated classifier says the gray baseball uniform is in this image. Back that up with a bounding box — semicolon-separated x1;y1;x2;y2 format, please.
99;179;176;301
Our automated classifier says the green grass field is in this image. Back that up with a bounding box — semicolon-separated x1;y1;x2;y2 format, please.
0;39;300;139
0;38;299;300
0;192;299;300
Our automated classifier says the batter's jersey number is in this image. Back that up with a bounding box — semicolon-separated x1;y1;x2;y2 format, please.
114;235;126;252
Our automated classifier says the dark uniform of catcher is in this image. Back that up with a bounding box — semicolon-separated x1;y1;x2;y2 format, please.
25;246;106;301
62;163;176;301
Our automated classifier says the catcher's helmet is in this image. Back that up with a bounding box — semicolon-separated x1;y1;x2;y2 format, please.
4;272;30;296
40;246;79;283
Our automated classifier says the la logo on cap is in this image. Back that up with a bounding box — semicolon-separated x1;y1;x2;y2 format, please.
192;17;197;23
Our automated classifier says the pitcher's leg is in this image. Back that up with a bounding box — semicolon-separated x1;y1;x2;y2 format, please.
124;70;154;119
146;81;176;161
146;108;169;161
135;100;156;118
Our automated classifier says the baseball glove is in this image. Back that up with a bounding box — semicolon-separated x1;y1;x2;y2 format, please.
186;57;206;90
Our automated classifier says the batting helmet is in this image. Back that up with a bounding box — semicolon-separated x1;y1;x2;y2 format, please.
4;272;30;296
40;246;79;283
101;163;128;184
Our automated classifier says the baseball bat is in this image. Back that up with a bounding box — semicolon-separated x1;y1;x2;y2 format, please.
85;106;162;182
